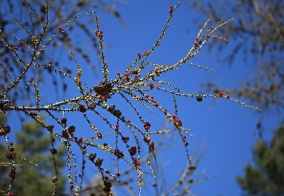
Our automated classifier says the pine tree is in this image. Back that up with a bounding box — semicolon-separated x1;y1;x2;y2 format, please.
0;116;66;195
237;126;284;196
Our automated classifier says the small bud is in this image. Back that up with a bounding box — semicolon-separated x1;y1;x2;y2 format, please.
9;169;16;179
47;125;54;132
122;136;129;143
129;146;137;156
133;158;140;167
89;153;97;162
97;132;102;139
144;122;151;130
175;119;182;127
3;125;11;134
95;158;103;167
189;165;197;170
144;137;151;143
113;110;122;117
68;125;76;134
61;117;67;124
50;148;57;155
52;176;58;183
168;5;173;15
196;95;203;102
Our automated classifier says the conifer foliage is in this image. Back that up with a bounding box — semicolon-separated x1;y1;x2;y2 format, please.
0;116;66;196
237;126;284;195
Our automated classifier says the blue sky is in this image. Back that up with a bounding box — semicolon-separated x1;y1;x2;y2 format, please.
2;0;280;195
